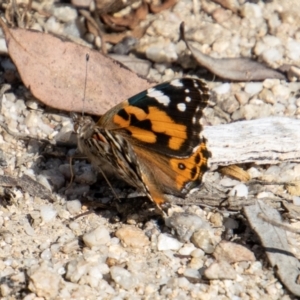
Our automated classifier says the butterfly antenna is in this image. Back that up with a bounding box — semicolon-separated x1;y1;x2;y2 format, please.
97;167;121;202
82;53;89;117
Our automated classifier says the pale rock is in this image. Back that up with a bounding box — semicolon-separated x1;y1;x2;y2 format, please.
178;243;196;255
66;200;82;215
273;103;285;114
157;234;183;251
262;78;280;89
288;66;300;82
69;221;80;231
45;16;63;34
220;96;239;114
151;20;179;40
25;100;39;110
212;38;230;53
293;196;300;206
272;84;290;102
219;178;240;187
65;259;88;283
183;268;201;279
254;40;266;56
286;39;300;61
261;48;283;67
245;261;263;275
192;24;222;45
167;212;211;242
108;244;128;260
213;83;231;95
212;8;232;23
191;229;218;254
244;82;263;96
259;88;275;104
188;257;204;270
40;205;57;223
204;261;236;280
177;277;192;289
209;212;223;227
115;226;149;248
247;167;261;178
229;183;248;197
61;239;80;254
234;92;249;105
213;241;256;263
240;3;262;19
190;248;205;258
286;103;297;115
83;226;111;248
110;266;139;290
53;6;78;22
293;164;300;178
28;264;60;298
146;44;178;63
0;38;7;53
38;121;53;136
40;248;52;260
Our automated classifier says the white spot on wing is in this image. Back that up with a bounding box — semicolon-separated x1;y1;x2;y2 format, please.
177;103;186;112
171;79;183;87
185;89;190;93
185;96;191;102
147;89;170;106
192;117;196;124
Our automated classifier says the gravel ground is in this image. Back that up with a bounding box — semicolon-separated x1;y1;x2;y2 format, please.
0;0;300;299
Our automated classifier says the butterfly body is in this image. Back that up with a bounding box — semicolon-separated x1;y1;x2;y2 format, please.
74;78;210;207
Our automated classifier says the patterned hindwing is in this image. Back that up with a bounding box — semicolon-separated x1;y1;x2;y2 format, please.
75;78;211;207
97;78;211;199
108;78;209;156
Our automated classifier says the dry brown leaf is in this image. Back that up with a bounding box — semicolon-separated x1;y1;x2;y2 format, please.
219;165;250;182
95;0;139;14
101;2;148;31
149;0;177;14
100;24;148;45
0;18;153;116
180;23;286;81
109;54;151;77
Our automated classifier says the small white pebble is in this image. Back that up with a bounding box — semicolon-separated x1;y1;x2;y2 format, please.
244;82;263;95
110;266;138;290
229;183;248;197
40;205;57;223
157;234;183;251
178;243;196;255
293;196;300;206
213;83;231;95
83;226;111;248
40;248;52;260
66;200;82;215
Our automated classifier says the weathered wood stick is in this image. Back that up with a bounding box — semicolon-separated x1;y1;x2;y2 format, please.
203;117;300;168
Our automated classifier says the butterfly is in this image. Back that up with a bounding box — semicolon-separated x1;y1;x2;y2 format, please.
73;78;210;209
